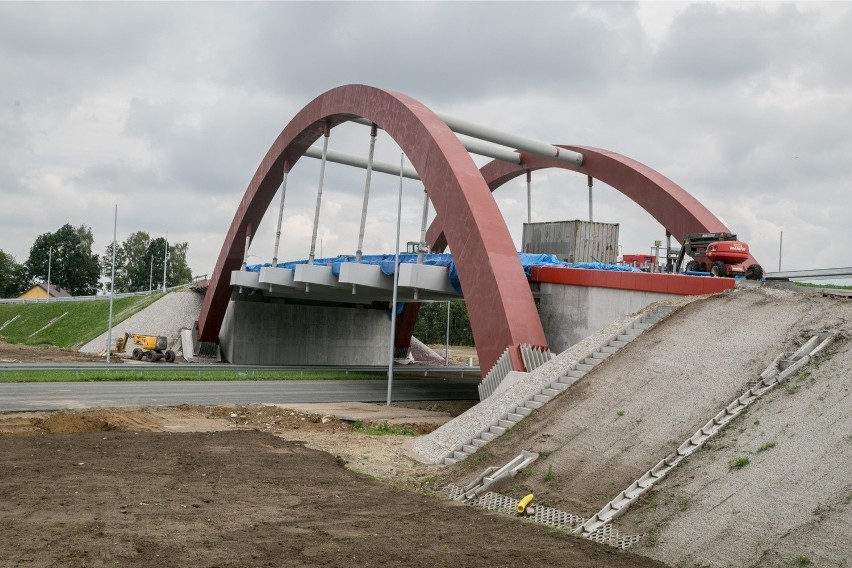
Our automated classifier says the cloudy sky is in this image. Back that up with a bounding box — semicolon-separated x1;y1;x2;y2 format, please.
1;1;850;280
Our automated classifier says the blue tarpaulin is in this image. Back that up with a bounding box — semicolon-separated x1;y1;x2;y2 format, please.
246;252;643;294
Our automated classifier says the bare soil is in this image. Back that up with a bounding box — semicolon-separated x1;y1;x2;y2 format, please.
426;344;478;366
0;341;107;363
0;406;668;568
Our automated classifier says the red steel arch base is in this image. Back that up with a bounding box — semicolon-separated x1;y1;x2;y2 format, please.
197;85;546;374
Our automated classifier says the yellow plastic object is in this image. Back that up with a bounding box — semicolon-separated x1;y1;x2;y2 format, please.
517;493;534;515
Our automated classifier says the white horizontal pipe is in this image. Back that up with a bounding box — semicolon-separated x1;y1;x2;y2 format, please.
304;146;421;180
436;112;583;166
456;135;522;164
350;118;518;164
350;116;575;165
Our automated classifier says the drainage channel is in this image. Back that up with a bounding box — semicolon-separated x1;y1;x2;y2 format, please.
446;484;643;550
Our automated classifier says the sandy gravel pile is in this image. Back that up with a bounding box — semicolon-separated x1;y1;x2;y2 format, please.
79;290;204;357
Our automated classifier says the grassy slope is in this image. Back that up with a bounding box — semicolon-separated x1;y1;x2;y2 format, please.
0;294;164;348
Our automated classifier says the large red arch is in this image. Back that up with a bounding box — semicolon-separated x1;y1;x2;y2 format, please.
197;84;547;373
427;146;758;268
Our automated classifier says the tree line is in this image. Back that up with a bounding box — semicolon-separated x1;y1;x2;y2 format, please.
413;301;474;346
0;224;192;298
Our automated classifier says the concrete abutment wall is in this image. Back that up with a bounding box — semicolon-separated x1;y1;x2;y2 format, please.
538;283;678;353
219;299;392;366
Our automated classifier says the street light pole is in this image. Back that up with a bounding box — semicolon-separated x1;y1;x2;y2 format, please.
445;301;451;366
106;205;117;364
387;153;405;407
46;247;52;301
162;234;169;293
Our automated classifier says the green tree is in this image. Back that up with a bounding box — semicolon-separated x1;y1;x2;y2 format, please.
24;224;100;296
0;250;26;298
413;300;474;346
101;232;193;293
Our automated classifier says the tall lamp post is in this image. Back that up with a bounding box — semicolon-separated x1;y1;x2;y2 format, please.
46;247;52;301
106;205;118;364
162;234;169;292
386;154;405;407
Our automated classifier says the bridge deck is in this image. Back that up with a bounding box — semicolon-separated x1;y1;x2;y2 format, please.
232;260;733;305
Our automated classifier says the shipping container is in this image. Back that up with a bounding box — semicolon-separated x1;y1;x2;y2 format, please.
522;220;619;264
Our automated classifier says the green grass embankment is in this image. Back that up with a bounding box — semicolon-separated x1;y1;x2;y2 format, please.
0;294;164;348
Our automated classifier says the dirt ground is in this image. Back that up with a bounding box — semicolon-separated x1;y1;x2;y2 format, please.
0;338;477;366
425;344;478;366
0;341;107;363
0;406;669;568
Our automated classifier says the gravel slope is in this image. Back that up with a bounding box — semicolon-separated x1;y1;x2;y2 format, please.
440;286;851;567
622;313;852;567
79;290;204;357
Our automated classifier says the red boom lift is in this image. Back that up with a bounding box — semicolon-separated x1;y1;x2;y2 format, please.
675;232;763;280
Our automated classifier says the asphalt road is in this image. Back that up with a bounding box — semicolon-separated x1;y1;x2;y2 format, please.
0;379;480;412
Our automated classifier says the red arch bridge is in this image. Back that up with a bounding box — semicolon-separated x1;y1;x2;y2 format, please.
197;84;755;377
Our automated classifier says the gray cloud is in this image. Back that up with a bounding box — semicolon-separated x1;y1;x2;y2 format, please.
0;1;850;279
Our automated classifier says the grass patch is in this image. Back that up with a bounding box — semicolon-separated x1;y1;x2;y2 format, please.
793;555;812;566
757;441;776;453
352;420;417;436
785;384;801;395
0;369;383;383
616;410;625;417
645;529;659;546
519;467;533;479
795;282;852;290
729;456;750;470
648;494;659;510
0;294;163;348
543;464;554;482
